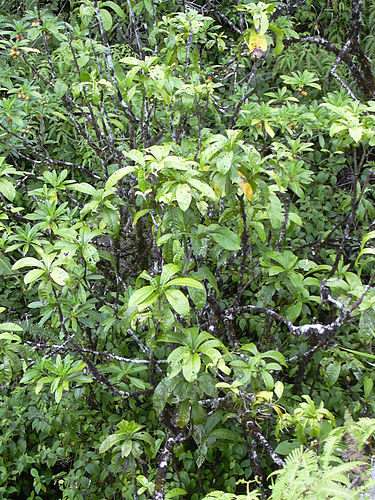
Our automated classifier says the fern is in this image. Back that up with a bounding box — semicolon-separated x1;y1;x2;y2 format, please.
202;491;261;500
205;418;375;500
321;431;345;470
351;418;375;451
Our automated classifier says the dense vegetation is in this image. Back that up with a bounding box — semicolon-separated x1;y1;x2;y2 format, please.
1;0;375;498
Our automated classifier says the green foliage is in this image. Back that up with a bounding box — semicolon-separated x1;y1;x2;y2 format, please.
204;420;375;499
0;0;375;498
21;353;92;403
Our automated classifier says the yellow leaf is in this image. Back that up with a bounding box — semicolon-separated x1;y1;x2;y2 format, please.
213;184;222;197
237;170;254;201
256;391;273;402
271;404;284;419
264;121;275;138
245;29;268;58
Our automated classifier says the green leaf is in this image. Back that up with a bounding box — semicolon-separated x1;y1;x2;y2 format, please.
286;301;302;322
175;184;192;211
264;121;275;137
0;254;13;276
177;399;191;426
55;387;63;404
188;178;216;200
0;178;15;201
160;263;180;289
325;362;341;387
99;433;124;453
210;428;238;441
157;233;173;246
194;266;219;294
100;1;126;20
168;277;203;289
349;126;363;143
78;55;89;68
121;440;133;457
128;286;157;310
289;212;302;226
0;332;21;341
274;381;284;399
165;289;190;316
216;152;233;175
12;257;44;270
364;376;373;399
120;56;143;66
30;468;39;478
251;221;266;243
182;353;201;382
205;224;240;251
339;345;375;360
69;183;97;196
329;123;347;136
50;267;70;286
24;268;45;284
133;208;149;226
153;377;179;416
167;346;189;365
54;79;68;97
105;166;136;190
188;285;207;310
356;247;375;264
261;370;274;390
267;195;284;228
0;322;23;332
100;8;113;31
35;376;52;395
270;24;284;55
101;207;120;236
166;488;188;499
275;440;300;455
361;230;375;248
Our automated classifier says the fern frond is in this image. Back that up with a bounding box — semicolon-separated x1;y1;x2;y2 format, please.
318;482;358;499
270;449;318;500
270;446;305;485
321;433;344;470
202;492;261;500
202;492;237;500
325;461;364;482
352;418;375;449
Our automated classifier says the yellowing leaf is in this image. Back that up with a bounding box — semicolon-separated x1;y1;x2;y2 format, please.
264;121;275;138
237;170;254;201
245;29;268;58
271;404;284;419
256;391;273;402
212;184;222;197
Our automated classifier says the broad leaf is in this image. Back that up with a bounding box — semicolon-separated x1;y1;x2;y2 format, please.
128;286;157;310
24;268;45;284
99;433;124;454
50;267;70;286
205;225;240;251
168;277;203;289
176;184;192;211
105;166;136;190
165;289;190;316
182;353;201;382
12;257;44;270
0;178;15;201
